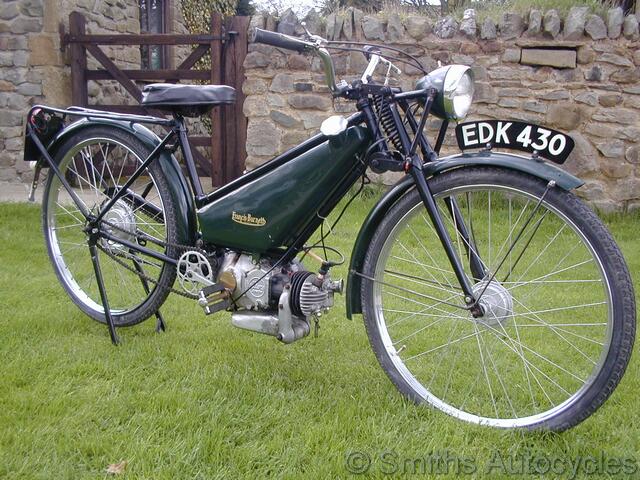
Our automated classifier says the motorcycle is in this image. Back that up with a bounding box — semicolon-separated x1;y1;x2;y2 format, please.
23;26;635;431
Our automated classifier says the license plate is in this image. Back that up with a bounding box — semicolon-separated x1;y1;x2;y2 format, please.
455;120;574;164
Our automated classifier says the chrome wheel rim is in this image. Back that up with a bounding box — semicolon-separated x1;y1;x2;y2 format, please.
373;184;613;428
45;137;168;315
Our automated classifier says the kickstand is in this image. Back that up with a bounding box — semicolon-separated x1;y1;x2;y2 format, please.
89;244;120;345
131;257;166;333
154;311;166;333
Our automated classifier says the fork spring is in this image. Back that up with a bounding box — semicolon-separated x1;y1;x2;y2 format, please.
373;95;403;153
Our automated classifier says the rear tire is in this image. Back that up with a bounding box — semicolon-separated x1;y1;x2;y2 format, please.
361;167;635;431
42;126;179;327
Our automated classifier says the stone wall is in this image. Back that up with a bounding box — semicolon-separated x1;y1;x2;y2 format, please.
0;0;145;182
0;0;214;184
2;3;639;210
243;7;640;212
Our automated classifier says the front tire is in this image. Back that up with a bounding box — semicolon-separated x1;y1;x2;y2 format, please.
42;126;179;327
361;167;635;431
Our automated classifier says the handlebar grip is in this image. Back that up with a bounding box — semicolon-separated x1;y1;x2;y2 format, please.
250;28;311;53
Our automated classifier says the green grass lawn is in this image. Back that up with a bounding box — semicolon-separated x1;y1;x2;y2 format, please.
1;198;638;479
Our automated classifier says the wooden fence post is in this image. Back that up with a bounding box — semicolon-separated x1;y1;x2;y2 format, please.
224;16;249;181
63;11;248;186
69;12;88;107
210;13;224;187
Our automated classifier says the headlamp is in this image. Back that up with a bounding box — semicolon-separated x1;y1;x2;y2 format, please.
415;65;475;121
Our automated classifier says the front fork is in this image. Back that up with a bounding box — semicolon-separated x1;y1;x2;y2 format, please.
408;159;484;316
398;100;486;284
363;93;485;315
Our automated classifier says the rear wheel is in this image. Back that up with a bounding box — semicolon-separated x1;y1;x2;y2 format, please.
361;167;635;430
42;126;179;327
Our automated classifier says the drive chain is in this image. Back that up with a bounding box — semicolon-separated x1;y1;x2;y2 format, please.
97;218;208;300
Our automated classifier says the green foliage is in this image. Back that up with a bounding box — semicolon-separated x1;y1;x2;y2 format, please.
402;0;466;15
236;0;256;15
516;0;615;17
179;0;239;132
180;0;236;33
317;0;384;14
471;0;617;23
321;0;622;18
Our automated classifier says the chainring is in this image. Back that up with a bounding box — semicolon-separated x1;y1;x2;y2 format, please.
176;250;215;296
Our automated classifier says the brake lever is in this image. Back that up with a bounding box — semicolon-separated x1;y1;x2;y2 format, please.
382;59;402;86
301;22;327;46
362;53;402;85
361;54;380;84
380;57;402;75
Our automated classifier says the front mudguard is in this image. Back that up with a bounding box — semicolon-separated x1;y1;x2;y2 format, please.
42;118;198;246
345;150;584;318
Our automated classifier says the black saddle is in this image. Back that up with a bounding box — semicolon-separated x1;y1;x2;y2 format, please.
141;83;236;116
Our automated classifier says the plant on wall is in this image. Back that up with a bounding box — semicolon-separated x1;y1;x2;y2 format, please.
236;0;256;15
179;0;239;134
316;0;383;13
180;0;236;33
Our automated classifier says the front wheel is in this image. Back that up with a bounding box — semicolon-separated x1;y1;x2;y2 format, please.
361;167;635;431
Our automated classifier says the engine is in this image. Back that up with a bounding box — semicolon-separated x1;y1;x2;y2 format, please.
215;253;288;310
211;252;342;343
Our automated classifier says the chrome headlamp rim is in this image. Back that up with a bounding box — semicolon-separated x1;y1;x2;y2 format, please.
415;64;475;121
442;65;474;121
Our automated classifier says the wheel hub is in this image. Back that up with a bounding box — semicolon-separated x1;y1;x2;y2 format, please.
471;278;513;327
101;199;136;253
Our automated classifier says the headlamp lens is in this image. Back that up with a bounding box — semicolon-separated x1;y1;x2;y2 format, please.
450;70;474;119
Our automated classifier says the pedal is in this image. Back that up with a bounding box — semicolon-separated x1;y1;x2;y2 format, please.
203;298;230;315
200;282;226;298
198;283;231;315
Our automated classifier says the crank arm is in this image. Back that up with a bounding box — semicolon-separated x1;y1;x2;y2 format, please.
186;271;215;287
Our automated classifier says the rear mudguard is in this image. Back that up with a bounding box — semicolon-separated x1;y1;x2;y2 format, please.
42;118;198;246
345;150;584;318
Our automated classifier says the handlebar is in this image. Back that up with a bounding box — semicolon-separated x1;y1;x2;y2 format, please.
250;28;314;53
250;28;402;96
251;28;340;95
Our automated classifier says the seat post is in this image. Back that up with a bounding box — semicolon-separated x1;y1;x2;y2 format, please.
173;114;205;199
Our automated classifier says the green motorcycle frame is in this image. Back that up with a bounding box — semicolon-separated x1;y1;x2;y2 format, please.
25;105;584;329
22;27;635;432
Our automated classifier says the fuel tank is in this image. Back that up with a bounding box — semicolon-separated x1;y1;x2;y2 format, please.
197;126;371;253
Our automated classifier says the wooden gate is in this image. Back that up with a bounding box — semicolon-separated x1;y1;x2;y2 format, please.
61;11;249;187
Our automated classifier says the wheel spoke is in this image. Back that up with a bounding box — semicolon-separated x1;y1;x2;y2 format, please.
384;269;461;296
391;254;456;279
437;200;490;274
365;176;620;428
404;329;482;362
45;133;173;320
